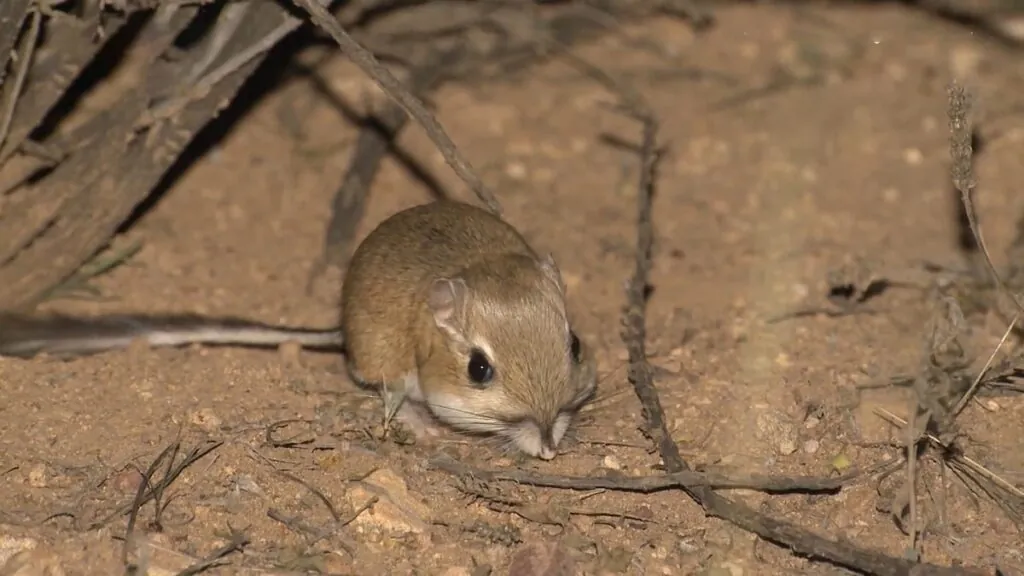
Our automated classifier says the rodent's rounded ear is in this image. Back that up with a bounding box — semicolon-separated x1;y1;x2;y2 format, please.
427;277;468;325
539;253;566;294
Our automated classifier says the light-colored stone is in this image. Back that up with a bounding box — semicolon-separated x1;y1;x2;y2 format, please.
346;468;430;534
755;411;798;456
601;455;622;471
0;536;37;567
26;466;46;489
188;408;222;432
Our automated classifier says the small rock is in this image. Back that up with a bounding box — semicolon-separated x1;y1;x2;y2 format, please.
902;148;922;166
678;539;701;554
26;465;46;488
505;161;527;180
188;408;221;433
347;468;430;534
803;439;820;454
755;411;798;456
111;468;144;493
777;439;798;456
439;567;472;576
233;474;264;496
0;537;37;567
601;455;622;471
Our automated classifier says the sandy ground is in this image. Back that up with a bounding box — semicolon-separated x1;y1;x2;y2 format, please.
2;3;1024;575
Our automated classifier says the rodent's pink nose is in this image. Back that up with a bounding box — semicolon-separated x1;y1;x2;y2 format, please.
538;446;556;460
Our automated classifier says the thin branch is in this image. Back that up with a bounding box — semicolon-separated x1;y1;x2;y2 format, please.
289;0;502;215
0;5;41;152
949;81;1023;315
611;68;986;576
429;453;875;494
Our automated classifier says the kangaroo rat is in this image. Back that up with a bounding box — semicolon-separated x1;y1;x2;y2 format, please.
0;200;596;460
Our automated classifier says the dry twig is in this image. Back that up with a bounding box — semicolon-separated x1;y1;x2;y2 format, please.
308;46;459;286
429;453;874;494
612;71;988;576
290;0;502;215
120;441;223;571
173;530;249;576
0;4;40;153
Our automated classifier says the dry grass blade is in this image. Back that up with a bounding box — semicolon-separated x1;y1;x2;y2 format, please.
952;313;1018;417
949;81;1024;316
173;530;249;576
0;4;40;152
309;45;459;288
874;407;1024;531
92;440;223;534
289;0;502;215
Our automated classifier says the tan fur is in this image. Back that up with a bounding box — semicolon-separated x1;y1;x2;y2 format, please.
341;200;596;459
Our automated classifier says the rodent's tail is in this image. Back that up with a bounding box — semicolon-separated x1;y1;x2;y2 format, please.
0;312;344;359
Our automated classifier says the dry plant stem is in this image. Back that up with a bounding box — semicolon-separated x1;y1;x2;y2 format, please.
92;441;222;532
952;312;1018;416
289;0;502;215
620;111;984;576
906;402;918;552
311;49;454;285
138;0;316;129
123;443;179;569
947;82;1022;416
182;0;252;86
429;454;864;493
874;408;1024;499
0;5;40;152
0;0;32;87
949;82;1022;313
174;531;248;576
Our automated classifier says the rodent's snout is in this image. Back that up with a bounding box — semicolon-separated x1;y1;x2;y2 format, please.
505;411;575;460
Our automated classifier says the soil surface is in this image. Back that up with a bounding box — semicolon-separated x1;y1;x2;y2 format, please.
2;4;1024;575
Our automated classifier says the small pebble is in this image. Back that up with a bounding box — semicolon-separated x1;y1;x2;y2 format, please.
27;465;47;488
803;439;820;454
902;148;923;165
188;408;222;433
112;468;144;493
505;161;527;180
777;439;798;455
602;455;623;471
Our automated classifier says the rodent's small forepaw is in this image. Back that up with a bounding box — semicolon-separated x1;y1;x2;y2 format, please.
396;402;444;439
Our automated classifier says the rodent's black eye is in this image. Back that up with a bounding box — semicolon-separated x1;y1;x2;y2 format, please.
467;348;494;387
570;330;581;363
